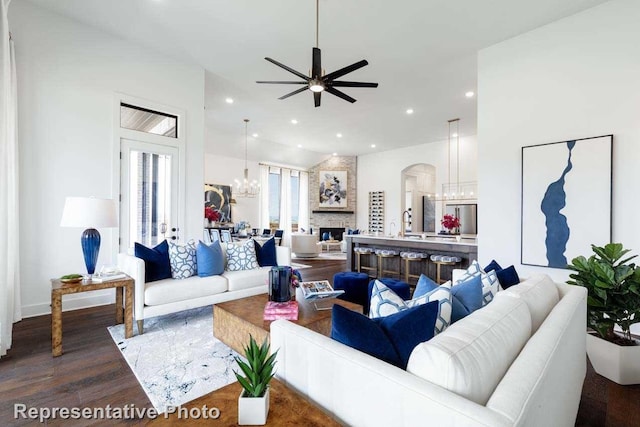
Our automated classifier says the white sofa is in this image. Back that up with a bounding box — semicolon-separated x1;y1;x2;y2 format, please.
118;243;291;334
270;274;587;427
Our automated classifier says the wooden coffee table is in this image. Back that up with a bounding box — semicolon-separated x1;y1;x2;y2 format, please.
213;290;361;354
147;378;340;426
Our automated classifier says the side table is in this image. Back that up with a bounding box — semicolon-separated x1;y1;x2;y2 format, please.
50;276;134;356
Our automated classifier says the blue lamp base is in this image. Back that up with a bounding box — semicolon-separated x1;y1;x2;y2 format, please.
81;228;101;276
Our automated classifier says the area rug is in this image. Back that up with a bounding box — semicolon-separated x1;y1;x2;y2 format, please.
290;262;312;269
318;252;347;261
108;307;240;412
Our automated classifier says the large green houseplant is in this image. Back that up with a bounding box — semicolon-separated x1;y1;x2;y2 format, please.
568;243;640;345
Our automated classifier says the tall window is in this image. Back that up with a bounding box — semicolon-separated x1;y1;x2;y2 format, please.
268;170;281;229
290;171;300;232
264;166;306;233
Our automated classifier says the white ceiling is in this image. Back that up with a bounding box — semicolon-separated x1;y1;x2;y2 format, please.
28;0;609;168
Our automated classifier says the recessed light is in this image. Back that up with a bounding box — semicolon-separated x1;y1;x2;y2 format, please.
225;97;234;104
406;108;414;115
332;152;337;156
371;144;376;148
465;91;475;98
291;119;298;124
336;133;343;138
452;133;458;137
297;144;302;148
252;133;259;138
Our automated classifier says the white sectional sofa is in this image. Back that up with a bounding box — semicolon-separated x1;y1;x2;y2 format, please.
118;243;291;334
270;274;587;427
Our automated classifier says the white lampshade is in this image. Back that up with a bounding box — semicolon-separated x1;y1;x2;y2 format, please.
60;197;118;228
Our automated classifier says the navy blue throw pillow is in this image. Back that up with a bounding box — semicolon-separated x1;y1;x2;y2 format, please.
450;274;483;323
331;305;401;367
484;259;502;273
497;265;520;289
374;301;439;369
134;240;171;283
254;237;278;267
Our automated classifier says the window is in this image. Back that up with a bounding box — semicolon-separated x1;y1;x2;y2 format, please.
290;171;300;232
268;170;281;229
120;103;178;138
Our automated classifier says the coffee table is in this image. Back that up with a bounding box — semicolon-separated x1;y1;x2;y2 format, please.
148;378;340;426
213;289;361;354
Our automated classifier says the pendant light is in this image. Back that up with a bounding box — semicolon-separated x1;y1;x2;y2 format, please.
234;119;259;198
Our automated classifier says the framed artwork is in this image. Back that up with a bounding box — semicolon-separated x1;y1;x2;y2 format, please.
319;170;348;208
204;183;232;223
521;135;612;268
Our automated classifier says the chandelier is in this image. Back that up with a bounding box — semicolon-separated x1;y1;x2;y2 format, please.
234;119;260;198
425;118;477;202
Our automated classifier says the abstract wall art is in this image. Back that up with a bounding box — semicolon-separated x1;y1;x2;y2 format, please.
204;183;232;223
319;170;348;208
521;135;612;268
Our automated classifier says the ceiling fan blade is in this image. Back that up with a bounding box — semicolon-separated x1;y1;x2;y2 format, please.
323;60;368;81
330;81;379;88
312;47;322;79
256;81;308;84
325;87;356;103
265;57;310;81
314;91;321;107
278;86;308;100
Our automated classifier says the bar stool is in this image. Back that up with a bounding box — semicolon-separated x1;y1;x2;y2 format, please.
375;249;401;279
354;247;377;278
430;255;462;284
400;251;428;286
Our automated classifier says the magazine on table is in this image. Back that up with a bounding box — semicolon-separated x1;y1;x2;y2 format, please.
300;280;344;301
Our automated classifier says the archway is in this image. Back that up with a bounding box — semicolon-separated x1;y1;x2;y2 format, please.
401;164;436;233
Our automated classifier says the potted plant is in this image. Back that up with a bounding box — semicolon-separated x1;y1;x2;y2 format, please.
204;206;221;227
568;243;640;384
441;214;461;235
234;335;278;425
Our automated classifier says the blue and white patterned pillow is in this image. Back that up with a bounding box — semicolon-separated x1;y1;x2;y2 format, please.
168;240;197;279
456;260;500;305
369;280;452;335
226;239;259;271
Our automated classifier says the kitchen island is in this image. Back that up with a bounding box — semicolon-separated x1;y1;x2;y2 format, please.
344;234;478;284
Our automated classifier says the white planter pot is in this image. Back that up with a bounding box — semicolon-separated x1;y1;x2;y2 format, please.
238;387;269;425
586;333;640;385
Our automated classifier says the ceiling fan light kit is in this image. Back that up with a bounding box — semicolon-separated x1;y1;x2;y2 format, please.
257;0;378;107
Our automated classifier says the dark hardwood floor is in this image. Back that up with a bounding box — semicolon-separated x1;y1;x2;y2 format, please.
1;258;638;426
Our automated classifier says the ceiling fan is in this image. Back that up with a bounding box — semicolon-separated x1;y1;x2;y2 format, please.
256;0;378;107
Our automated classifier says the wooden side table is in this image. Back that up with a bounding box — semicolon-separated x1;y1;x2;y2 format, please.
50;276;134;356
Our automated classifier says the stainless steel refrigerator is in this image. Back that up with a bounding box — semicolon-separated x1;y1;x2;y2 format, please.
445;204;477;234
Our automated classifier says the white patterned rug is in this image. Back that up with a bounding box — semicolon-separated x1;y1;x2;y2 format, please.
108;307;240;412
318;252;347;261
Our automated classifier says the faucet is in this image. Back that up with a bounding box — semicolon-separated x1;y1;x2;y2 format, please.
401;210;411;238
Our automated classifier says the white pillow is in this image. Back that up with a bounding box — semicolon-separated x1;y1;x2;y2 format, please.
369;280;453;335
456;260;500;306
225;239;259;271
168;240;197;279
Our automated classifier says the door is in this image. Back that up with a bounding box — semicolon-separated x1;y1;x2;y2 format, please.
120;139;180;251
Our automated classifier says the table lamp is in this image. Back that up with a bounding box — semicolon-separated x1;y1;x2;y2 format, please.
60;197;118;278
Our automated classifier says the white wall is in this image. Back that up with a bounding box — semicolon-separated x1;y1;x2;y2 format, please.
12;2;205;316
477;0;640;282
204;153;260;228
357;136;477;235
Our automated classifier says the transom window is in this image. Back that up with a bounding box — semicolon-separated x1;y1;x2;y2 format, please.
120;103;178;138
